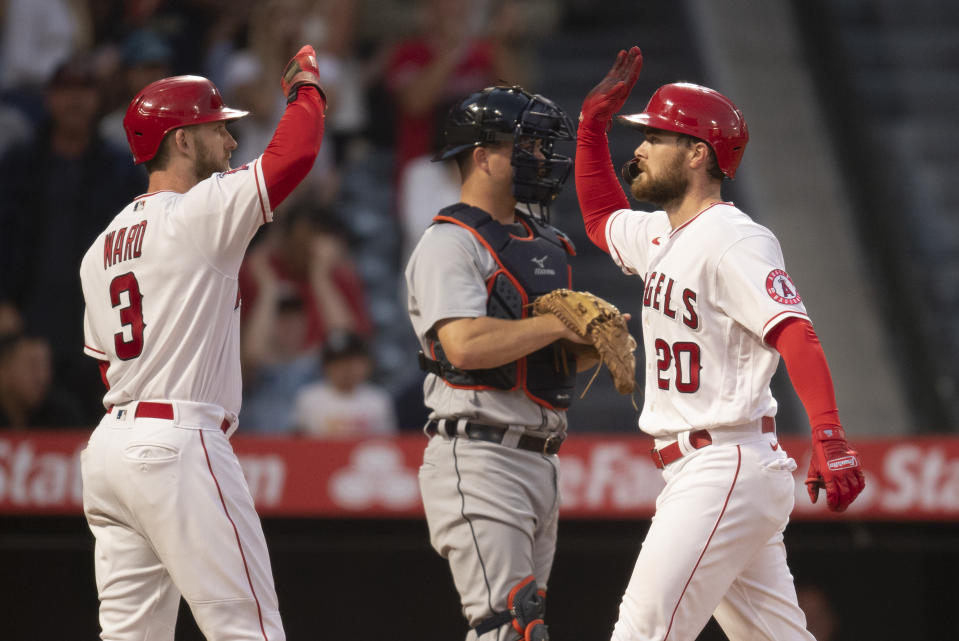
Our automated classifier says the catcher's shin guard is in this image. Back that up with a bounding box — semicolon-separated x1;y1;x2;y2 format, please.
474;576;549;640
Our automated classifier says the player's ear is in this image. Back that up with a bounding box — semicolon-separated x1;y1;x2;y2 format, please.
172;128;193;158
687;141;710;172
473;146;492;175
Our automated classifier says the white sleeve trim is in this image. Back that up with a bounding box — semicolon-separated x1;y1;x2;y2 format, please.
605;209;638;275
252;157;273;224
84;344;107;358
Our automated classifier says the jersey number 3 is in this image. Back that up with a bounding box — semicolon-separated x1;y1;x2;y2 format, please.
110;272;145;360
655;339;701;393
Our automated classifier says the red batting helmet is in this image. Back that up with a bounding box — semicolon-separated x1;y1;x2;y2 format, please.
123;75;249;164
618;82;749;178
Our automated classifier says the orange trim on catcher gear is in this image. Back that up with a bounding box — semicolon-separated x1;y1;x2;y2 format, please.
508;575;538;635
430;214;571;410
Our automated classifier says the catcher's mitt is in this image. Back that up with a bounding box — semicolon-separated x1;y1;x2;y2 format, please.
531;289;637;395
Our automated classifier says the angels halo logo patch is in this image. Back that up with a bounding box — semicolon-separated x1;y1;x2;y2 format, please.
766;269;802;305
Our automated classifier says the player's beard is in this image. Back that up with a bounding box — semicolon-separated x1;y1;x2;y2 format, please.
193;138;230;181
629;150;688;207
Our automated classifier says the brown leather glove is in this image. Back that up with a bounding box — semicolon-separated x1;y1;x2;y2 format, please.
531;289;637;395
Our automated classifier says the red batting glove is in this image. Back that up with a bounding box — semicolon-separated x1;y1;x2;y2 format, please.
805;425;865;512
281;44;325;105
579;46;643;127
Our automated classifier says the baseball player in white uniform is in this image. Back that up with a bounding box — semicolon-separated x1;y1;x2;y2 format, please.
78;46;325;640
574;47;866;640
406;86;589;641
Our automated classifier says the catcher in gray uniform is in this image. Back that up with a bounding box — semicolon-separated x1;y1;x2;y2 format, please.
405;85;593;641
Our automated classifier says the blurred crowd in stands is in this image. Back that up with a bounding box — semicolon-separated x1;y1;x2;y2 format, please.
0;0;562;434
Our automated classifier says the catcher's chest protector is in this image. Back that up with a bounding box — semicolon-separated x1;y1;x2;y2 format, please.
425;203;576;409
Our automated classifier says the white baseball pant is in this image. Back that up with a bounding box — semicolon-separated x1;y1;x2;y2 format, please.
612;422;815;641
81;400;284;641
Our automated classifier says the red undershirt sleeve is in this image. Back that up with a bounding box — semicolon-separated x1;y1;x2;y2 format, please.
98;360;110;391
575;118;630;254
261;85;326;210
766;317;841;429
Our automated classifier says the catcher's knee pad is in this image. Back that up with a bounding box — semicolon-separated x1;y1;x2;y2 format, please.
509;575;549;641
474;575;549;641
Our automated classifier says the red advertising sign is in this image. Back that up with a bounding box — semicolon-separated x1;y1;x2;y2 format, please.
1;431;957;520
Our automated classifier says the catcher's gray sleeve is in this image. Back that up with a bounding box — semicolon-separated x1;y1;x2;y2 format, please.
406;224;493;346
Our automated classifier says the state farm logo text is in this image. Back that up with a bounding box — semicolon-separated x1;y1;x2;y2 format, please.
560;443;664;510
0;438;286;510
0;440;83;508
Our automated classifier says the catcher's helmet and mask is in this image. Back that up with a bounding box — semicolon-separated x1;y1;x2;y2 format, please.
434;85;575;218
123;75;249;164
618;82;748;183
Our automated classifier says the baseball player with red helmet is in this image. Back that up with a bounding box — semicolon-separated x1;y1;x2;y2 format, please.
78;46;325;640
575;47;865;640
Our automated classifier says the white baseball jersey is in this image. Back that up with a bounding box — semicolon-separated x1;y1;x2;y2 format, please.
605;202;809;438
80;158;272;416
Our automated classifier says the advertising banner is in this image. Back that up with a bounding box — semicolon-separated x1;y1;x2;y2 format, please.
1;431;956;520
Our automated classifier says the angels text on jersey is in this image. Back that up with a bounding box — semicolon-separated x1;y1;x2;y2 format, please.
642;269;699;330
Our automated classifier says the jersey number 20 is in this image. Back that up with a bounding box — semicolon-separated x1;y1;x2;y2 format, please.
655;339;701;393
110;272;145;360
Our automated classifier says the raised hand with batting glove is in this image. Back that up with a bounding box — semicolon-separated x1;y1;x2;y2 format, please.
580;46;643;126
281;44;325;104
576;47;643;254
806;424;865;511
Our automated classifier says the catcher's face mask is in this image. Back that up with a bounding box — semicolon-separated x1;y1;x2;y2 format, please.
510;93;575;209
434;86;575;220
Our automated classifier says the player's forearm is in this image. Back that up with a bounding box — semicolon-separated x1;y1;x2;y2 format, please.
261;86;326;210
436;315;568;370
767;317;841;429
575;118;630;253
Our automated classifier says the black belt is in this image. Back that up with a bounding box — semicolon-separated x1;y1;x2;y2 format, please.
426;419;563;455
